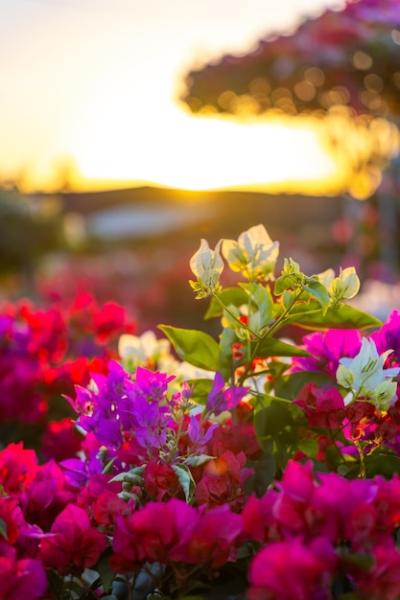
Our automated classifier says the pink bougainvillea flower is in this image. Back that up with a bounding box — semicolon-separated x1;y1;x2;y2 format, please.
40;504;107;574
292;329;361;377
111;499;198;571
249;537;336;600
182;504;243;567
0;545;47;600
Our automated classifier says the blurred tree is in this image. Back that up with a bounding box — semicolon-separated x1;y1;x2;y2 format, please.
182;0;400;277
0;188;65;286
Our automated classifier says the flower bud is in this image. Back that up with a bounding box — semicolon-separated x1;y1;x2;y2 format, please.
189;239;224;298
330;267;360;302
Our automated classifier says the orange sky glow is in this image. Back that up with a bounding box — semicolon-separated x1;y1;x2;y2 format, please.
0;0;348;193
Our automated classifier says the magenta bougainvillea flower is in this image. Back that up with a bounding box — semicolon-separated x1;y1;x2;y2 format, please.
292;328;362;377
249;537;336;600
0;546;47;600
206;372;248;415
40;504;107;574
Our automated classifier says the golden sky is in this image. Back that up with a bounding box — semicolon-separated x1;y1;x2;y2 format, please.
0;0;346;192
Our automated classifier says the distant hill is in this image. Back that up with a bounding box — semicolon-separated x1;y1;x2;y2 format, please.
55;185;345;243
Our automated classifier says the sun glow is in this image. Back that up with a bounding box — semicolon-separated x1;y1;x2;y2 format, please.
0;0;345;194
71;95;341;193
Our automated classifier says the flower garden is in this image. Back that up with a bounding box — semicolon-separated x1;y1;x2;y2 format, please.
2;223;400;599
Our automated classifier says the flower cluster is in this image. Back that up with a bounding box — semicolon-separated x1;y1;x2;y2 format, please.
2;224;400;599
246;460;400;600
0;292;134;453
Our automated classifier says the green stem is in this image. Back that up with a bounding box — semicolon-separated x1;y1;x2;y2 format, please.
238;287;304;385
212;293;262;339
355;440;366;479
264;287;304;338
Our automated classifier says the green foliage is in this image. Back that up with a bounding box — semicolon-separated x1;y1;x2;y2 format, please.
286;302;381;330
0;189;65;276
254;396;306;471
159;325;219;370
250;337;310;359
204;287;248;319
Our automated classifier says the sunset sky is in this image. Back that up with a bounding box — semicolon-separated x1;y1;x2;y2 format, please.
0;0;345;192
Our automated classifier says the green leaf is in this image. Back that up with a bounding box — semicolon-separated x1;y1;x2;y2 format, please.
365;451;400;478
188;378;214;403
110;466;145;483
246;450;277;496
298;438;319;459
218;326;237;380
204;287;248;319
0;518;7;540
275;371;332;400
287;302;381;330
172;464;196;502
96;552;115;593
303;280;330;310
159;325;219;370
254;397;305;469
184;455;214;467
251;337;310;359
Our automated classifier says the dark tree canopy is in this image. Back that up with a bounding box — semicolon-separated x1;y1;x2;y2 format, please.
183;0;400;120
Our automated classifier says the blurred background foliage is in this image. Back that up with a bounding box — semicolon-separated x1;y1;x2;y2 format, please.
1;0;400;328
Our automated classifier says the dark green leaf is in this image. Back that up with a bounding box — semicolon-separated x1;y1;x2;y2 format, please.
365;451;400;478
159;325;219;370
275;371;332;400
188;378;214;403
0;518;7;540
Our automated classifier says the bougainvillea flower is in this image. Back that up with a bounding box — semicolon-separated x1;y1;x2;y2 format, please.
0;443;38;495
112;499;198;570
40;504;107;574
0;545;47;600
249;537;336;600
206;372;248;415
295;383;345;429
292;329;361;377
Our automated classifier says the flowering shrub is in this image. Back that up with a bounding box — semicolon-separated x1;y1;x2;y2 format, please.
0;292;134;453
3;224;400;599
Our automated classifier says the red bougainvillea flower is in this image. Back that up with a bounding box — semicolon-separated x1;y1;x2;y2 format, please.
195;450;252;508
40;504;107;574
0;545;47;600
41;419;82;462
0;443;38;495
143;461;180;501
295;383;345;429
